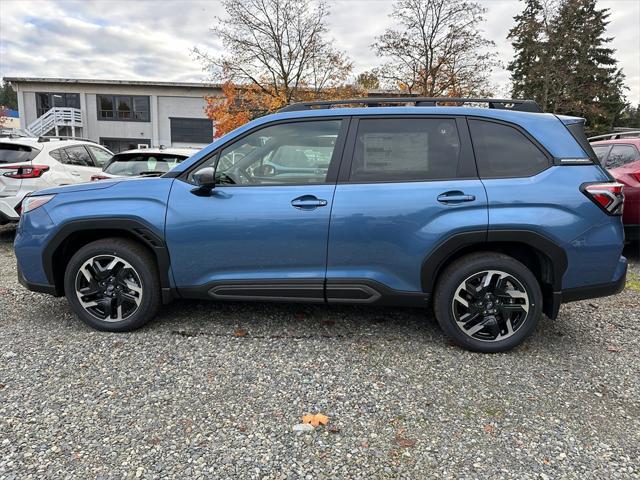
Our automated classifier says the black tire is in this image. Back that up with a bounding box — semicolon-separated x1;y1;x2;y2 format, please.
433;252;543;353
64;238;161;332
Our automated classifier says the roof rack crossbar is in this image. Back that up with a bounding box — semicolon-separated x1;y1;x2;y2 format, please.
278;97;542;113
588;130;640;141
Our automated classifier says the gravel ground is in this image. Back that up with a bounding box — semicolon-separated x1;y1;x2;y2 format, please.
0;224;639;479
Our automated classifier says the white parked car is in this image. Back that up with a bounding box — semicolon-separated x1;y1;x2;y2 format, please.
0;137;112;224
90;147;195;181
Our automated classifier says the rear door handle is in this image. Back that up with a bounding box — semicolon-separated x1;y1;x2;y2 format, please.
437;191;476;204
291;195;328;210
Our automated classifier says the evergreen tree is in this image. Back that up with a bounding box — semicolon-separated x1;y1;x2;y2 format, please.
507;0;627;134
549;0;626;132
507;0;548;104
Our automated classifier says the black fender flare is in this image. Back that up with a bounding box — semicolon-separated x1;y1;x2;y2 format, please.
43;218;174;301
420;229;568;293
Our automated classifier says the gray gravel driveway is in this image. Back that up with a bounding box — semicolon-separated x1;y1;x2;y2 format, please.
1;224;639;479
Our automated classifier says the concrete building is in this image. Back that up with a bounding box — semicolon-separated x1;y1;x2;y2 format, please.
5;77;222;152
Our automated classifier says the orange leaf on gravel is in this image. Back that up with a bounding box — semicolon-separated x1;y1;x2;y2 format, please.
394;429;416;447
302;413;329;427
234;329;247;337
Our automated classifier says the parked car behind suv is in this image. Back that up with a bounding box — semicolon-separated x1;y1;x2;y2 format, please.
590;132;640;242
0;137;112;224
90;147;195;181
14;98;627;352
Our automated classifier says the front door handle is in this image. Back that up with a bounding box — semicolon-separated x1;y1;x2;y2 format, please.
291;195;328;210
437;191;476;204
70;171;81;177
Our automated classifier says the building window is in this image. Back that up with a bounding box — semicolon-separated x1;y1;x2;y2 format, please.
36;92;80;117
97;95;150;122
170;117;214;144
100;137;151;154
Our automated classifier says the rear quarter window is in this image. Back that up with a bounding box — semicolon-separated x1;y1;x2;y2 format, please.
468;119;550;178
0;143;40;164
606;144;640;168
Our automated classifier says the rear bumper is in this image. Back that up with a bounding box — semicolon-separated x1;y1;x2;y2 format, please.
546;256;627;319
560;268;627;303
0;196;21;223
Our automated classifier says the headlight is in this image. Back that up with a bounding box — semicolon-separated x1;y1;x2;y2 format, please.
21;194;56;213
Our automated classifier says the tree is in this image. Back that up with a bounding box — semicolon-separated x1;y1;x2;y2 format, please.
371;0;499;96
508;0;627;134
195;0;358;136
355;71;380;90
0;81;18;111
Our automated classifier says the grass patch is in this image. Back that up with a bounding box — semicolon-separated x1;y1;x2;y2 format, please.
627;272;640;292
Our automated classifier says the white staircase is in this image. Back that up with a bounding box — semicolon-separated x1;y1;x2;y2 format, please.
27;107;83;137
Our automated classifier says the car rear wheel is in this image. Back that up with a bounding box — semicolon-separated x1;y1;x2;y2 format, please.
434;252;543;353
64;238;161;332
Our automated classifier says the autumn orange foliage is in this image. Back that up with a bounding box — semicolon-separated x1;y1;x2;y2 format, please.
205;81;364;139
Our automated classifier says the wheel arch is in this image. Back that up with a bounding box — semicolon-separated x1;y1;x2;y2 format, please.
43;218;174;302
421;230;568;319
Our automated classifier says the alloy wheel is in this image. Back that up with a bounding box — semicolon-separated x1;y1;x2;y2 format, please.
451;270;530;342
74;255;143;322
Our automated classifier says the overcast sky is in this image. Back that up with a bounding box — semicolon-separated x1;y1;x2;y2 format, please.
1;0;638;104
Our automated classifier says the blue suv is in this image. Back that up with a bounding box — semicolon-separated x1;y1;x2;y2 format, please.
14;98;627;352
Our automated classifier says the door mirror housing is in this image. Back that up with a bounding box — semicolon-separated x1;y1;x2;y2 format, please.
191;166;216;196
193;167;216;188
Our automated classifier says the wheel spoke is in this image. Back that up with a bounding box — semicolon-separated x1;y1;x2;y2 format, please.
452;269;530;342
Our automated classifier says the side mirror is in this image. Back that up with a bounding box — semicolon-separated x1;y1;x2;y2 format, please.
191;166;216;196
193;167;216;188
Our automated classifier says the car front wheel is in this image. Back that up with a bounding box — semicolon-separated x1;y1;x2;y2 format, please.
434;252;543;353
64;238;161;332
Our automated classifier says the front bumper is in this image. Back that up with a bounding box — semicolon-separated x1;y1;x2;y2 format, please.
17;263;58;295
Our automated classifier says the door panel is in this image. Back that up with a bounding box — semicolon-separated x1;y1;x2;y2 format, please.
326;180;488;293
326;115;487;295
165;118;347;293
165;181;336;289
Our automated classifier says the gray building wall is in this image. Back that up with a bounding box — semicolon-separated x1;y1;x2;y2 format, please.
8;78;221;149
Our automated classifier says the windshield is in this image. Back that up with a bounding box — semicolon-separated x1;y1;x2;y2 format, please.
0;143;40;164
103;153;188;176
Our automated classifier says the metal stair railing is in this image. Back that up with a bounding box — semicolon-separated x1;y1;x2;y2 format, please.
27;107;83;137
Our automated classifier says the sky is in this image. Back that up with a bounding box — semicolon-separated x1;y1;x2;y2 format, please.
0;0;639;104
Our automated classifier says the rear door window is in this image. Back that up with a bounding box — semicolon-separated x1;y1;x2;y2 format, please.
592;145;611;164
0;143;40;164
349;118;461;181
606;144;640;168
468;119;550;178
64;146;95;167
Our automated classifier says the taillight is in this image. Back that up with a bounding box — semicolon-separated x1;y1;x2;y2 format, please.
631;172;640;183
582;183;624;215
90;174;110;181
0;164;50;179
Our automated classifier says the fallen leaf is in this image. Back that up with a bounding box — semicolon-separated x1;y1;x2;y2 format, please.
302;413;329;427
0;384;5;390
238;425;247;433
607;346;622;352
542;458;550;465
483;424;496;434
394;429;416;447
234;328;247;337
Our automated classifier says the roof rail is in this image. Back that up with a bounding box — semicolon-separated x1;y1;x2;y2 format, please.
37;135;99;144
278;97;542;113
588;130;640;141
